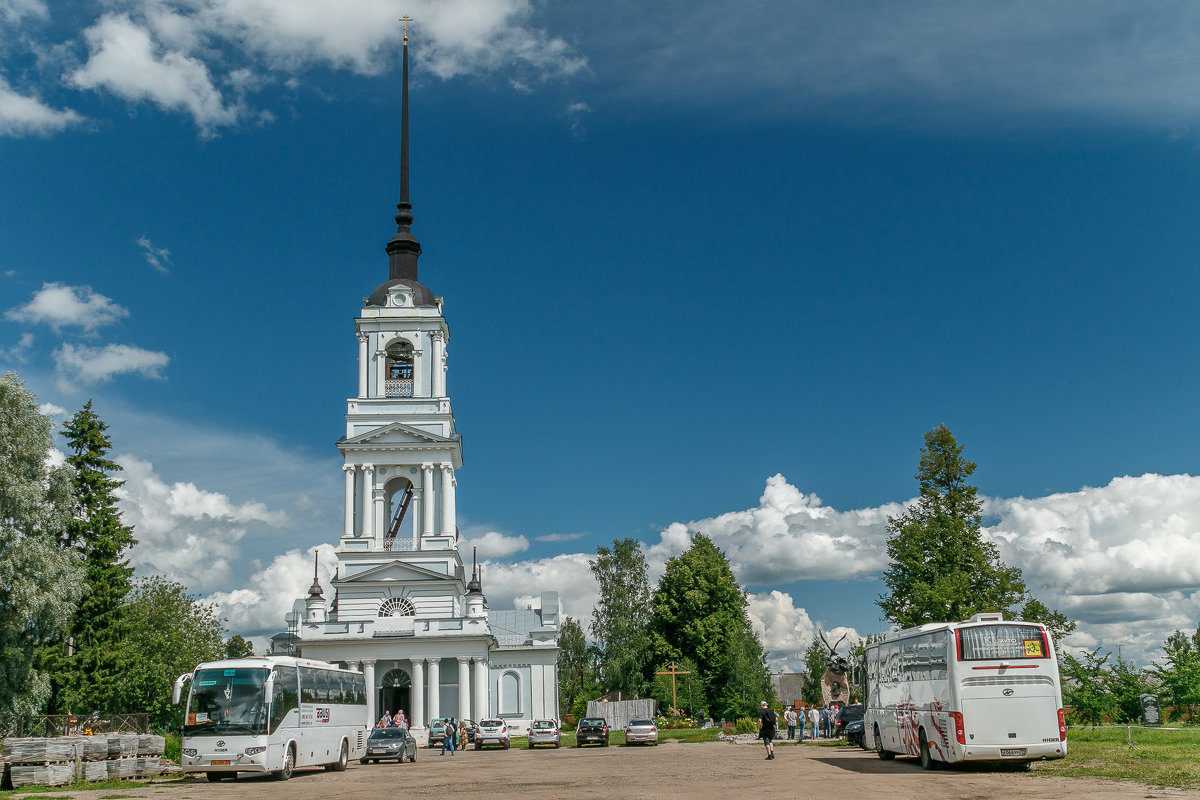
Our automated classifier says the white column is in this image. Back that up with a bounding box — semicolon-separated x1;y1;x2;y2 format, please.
373;483;387;544
440;464;456;537
474;659;490;720
413;348;425;397
356;332;369;398
457;657;471;722
360;465;374;539
427;658;441;722
343;465;356;538
362;660;377;727
375;346;387;398
410;488;423;546
431;330;446;397
411;658;426;729
422;463;435;536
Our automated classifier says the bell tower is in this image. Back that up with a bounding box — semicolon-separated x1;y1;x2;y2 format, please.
336;21;463;560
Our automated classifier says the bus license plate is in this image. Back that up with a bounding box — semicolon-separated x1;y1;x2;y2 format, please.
210;760;231;765
1000;749;1026;757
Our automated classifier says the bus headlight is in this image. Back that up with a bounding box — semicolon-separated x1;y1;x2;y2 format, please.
244;746;266;756
182;749;198;758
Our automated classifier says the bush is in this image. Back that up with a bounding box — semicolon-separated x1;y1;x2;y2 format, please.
164;732;181;763
734;716;757;734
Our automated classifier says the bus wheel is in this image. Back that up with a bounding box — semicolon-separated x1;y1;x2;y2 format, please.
274;746;295;781
875;726;894;760
919;730;936;770
206;772;225;782
328;740;348;772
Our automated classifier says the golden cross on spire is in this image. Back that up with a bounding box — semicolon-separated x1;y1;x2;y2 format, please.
399;15;413;45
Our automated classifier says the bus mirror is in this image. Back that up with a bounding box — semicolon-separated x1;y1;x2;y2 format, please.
172;673;192;705
264;676;275;700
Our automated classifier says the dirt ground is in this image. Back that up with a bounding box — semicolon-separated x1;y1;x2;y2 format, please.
30;740;1200;800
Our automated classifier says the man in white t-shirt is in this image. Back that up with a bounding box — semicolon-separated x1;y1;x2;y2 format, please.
784;707;798;740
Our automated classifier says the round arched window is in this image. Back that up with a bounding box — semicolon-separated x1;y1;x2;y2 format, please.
379;597;416;617
385;341;415;397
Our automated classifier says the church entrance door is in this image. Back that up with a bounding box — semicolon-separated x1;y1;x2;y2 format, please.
380;668;412;722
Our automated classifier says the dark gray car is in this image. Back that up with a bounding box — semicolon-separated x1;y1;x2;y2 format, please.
361;727;417;763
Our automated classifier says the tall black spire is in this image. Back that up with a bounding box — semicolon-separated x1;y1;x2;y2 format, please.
386;17;421;282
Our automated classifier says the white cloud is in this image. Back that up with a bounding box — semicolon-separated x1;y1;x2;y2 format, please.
0;332;34;363
565;101;590;137
0;77;83;137
534;532;584;543
6;283;128;333
54;342;169;386
0;0;46;24
206;543;337;636
70;14;240;135
456;529;529;559
474;552;596;626
136;236;170;273
117;454;290;593
37;400;66;418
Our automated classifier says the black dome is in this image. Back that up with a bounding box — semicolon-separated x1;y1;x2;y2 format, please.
365;277;438;308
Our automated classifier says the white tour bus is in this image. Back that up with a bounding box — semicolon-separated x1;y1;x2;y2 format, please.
173;656;368;781
864;613;1067;769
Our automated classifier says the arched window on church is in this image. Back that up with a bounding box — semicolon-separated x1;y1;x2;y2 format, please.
499;671;521;715
378;597;416;617
385;341;414;398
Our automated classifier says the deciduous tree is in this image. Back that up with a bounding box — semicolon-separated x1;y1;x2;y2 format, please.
649;532;772;720
557;617;598;718
1150;629;1200;723
0;372;83;714
589;538;652;697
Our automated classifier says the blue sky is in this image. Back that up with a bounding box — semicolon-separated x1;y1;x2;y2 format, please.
3;0;1200;669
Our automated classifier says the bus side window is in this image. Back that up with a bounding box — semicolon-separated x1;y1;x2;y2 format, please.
300;667;319;703
271;666;298;733
354;673;366;705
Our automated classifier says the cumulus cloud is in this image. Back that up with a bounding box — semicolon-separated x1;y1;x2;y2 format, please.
0;77;83;137
206;543;338;636
474;552;596;625
534;532;584;543
0;332;34;363
37;400;66;418
6;283;128;333
456;529;529;559
117;454;290;593
136;236;170;273
70;14;240;135
54;342;169;386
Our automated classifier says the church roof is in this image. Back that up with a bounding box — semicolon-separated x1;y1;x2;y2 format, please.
365;277;438;308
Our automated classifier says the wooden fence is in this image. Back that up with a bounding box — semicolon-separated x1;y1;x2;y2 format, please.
0;713;150;739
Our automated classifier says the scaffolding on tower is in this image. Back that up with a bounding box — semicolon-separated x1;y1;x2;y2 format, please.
383;486;414;549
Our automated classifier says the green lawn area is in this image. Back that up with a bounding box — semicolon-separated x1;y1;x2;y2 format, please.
1031;726;1200;789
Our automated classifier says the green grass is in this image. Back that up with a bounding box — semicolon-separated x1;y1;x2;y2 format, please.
1030;726;1200;789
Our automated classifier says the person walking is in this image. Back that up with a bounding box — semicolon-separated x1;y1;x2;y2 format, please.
758;701;776;760
785;707;797;740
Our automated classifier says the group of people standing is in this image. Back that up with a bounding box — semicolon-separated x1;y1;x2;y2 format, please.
782;704;838;740
377;709;408;730
439;718;468;755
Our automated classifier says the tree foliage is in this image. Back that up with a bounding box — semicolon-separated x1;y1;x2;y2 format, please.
589;538;652;697
107;576;225;728
48;401;137;714
1150;629;1200;723
800;638;830;705
557;616;599;718
0;372;84;714
648;532;772;720
1061;648;1114;725
223;635;255;659
878;424;1074;638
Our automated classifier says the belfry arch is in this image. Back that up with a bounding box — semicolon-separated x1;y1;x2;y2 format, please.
379;667;412;723
382;475;415;549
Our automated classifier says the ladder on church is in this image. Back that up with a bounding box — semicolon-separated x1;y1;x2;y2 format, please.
383;487;414;549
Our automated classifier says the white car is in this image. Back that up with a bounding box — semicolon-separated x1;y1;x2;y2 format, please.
474;719;510;749
527;719;561;748
624;718;659;745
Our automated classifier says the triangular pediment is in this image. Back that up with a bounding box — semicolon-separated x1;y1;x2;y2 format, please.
336;560;457;585
340;422;454;447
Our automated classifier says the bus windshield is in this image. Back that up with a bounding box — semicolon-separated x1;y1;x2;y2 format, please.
185;667;270;735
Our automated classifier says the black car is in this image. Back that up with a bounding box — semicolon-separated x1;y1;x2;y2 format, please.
843;719;866;748
833;703;864;738
575;717;609;746
361;727;417;763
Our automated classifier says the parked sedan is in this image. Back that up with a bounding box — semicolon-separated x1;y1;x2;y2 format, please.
844;719;866;749
833;703;864;738
528;719;561;748
474;719;511;749
361;727;417;763
575;717;609;747
624;718;658;746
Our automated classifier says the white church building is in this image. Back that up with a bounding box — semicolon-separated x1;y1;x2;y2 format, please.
290;31;560;740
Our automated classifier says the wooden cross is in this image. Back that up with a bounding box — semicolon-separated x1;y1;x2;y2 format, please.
655;662;692;716
399;15;413;45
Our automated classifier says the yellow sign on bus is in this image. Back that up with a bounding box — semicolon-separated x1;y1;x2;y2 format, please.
1023;640;1044;657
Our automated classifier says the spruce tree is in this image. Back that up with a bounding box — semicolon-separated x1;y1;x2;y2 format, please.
55;400;136;712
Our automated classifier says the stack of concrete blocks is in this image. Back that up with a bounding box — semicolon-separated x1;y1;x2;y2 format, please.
135;734;167;777
106;733;138;779
2;737;76;787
